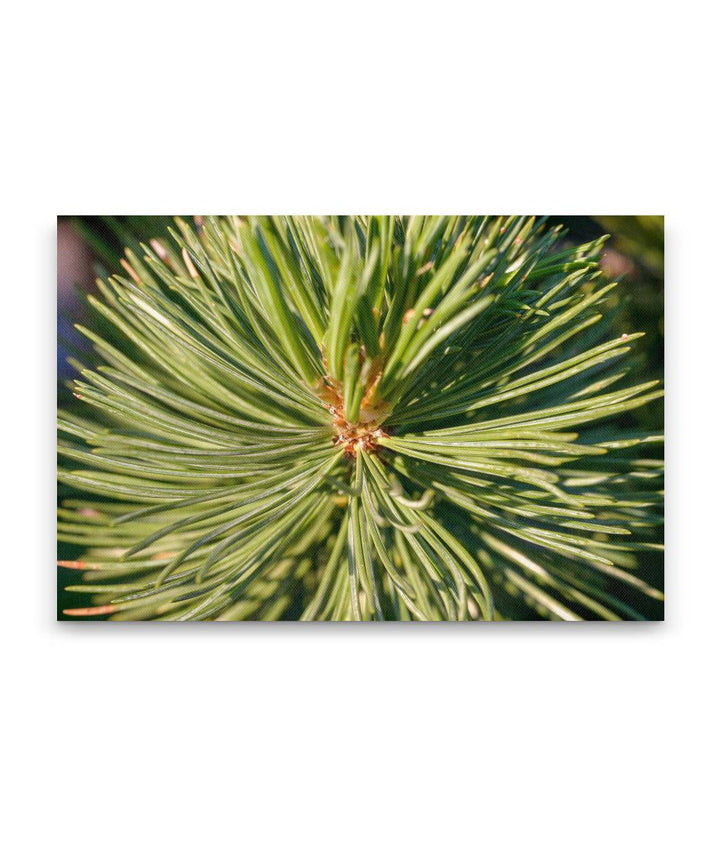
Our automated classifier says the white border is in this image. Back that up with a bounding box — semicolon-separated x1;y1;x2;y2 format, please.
4;3;715;854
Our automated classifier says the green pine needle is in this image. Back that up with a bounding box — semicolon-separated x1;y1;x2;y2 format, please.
58;215;664;621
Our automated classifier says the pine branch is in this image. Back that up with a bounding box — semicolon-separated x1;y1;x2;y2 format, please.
58;215;664;621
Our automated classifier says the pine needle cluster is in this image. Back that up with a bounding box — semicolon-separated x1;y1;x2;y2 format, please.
58;216;664;620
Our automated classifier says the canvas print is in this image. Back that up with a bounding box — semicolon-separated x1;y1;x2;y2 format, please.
57;216;664;621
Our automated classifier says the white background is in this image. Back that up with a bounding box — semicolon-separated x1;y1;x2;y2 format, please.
2;2;717;854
